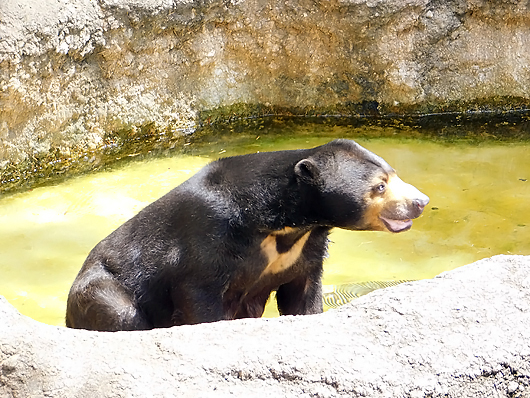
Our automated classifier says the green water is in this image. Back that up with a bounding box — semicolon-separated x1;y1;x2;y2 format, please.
1;123;529;325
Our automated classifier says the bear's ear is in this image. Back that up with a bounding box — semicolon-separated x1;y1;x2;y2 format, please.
295;159;320;183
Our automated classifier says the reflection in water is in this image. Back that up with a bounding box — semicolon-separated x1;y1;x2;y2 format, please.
1;126;529;325
322;280;413;309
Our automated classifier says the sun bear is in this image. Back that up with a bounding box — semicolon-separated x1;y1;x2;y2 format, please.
66;139;429;331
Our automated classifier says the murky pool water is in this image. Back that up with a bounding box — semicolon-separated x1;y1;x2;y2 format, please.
1;120;529;326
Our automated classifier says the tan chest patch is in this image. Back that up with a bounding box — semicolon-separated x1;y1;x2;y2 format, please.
260;228;311;276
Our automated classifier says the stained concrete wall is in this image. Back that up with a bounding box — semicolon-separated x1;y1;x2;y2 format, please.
1;0;530;186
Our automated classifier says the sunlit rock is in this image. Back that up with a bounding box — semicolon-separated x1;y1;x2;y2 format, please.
1;255;530;397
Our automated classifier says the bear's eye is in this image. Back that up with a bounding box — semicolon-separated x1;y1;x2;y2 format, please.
376;183;386;193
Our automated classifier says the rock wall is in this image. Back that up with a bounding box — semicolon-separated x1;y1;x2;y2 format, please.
1;0;530;191
1;255;530;397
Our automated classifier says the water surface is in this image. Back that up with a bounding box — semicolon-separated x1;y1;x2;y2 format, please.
1;124;529;325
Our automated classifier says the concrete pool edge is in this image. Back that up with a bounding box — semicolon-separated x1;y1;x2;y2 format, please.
1;254;529;397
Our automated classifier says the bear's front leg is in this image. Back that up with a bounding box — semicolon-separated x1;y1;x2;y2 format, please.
170;284;225;326
276;274;323;316
274;226;329;316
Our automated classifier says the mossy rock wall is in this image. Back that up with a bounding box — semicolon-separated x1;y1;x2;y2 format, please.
2;0;530;191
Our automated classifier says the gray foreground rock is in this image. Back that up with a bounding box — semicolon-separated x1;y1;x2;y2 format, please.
2;0;530;169
1;254;530;397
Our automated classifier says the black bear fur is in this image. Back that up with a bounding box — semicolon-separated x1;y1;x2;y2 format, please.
66;139;429;331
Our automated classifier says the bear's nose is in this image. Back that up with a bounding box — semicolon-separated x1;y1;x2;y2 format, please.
413;196;430;211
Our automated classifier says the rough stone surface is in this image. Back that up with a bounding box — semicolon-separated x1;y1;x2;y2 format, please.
1;254;530;397
2;0;530;170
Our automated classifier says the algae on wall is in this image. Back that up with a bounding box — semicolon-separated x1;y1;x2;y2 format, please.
2;0;530;192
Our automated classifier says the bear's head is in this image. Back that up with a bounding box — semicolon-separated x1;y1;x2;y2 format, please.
295;139;429;233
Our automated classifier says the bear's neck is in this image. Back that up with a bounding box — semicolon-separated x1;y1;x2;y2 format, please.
206;150;327;231
236;175;325;231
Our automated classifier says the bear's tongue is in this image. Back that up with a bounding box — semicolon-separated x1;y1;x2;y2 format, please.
380;217;413;233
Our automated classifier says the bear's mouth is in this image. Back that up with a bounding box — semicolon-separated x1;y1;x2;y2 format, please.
380;217;413;233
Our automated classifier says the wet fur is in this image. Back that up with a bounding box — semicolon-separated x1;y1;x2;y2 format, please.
66;139;428;331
